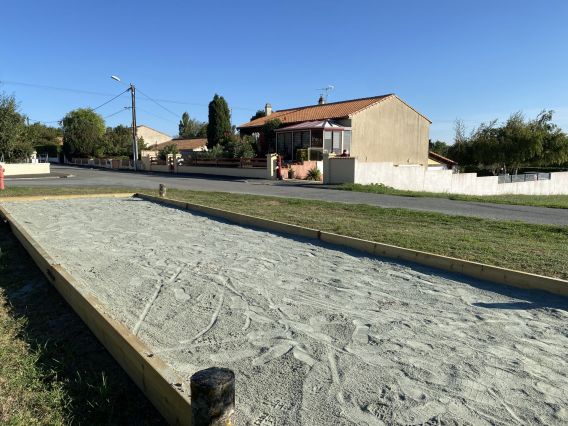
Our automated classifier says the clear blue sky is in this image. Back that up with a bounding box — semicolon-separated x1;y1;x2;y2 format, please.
1;0;567;142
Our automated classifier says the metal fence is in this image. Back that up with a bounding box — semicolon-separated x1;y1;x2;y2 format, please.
498;172;551;184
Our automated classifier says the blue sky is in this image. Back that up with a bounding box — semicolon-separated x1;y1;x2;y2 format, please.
1;0;567;142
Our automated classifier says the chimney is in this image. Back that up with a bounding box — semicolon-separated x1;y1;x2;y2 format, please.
265;103;272;116
318;95;325;105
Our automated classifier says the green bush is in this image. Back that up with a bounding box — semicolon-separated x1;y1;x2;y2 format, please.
34;144;60;157
296;149;308;162
306;166;321;181
158;144;179;160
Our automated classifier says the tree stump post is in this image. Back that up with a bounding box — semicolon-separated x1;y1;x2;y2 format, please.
159;184;166;197
190;367;235;426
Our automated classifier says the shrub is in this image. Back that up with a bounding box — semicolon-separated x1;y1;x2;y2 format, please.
306;166;321;181
296;149;308;162
158;144;179;160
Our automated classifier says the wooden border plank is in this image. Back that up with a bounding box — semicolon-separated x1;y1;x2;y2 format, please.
0;205;192;426
0;193;136;202
136;193;568;297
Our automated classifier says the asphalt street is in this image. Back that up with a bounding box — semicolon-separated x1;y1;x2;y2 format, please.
6;165;568;226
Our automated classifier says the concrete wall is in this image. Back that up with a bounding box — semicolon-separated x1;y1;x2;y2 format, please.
1;163;50;176
176;165;267;179
350;96;429;165
324;156;356;184
326;158;568;195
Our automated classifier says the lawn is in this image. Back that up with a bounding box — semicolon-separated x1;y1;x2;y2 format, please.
3;186;566;280
0;219;164;425
336;182;568;209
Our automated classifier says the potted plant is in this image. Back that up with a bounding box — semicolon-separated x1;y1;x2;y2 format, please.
288;167;295;179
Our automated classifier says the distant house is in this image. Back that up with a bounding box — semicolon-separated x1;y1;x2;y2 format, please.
238;94;431;165
155;138;208;155
428;151;457;171
136;125;171;149
142;138;208;160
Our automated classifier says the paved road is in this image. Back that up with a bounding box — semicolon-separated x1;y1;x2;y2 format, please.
7;165;568;226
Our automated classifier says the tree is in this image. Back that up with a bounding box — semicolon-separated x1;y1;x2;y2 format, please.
27;122;62;147
428;140;449;157
447;111;568;174
158;144;179;160
262;118;282;153
101;125;132;157
61;108;105;158
0;93;33;162
225;134;256;158
207;94;231;147
178;112;207;138
250;109;266;121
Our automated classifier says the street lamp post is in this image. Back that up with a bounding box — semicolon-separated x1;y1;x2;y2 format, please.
111;75;138;171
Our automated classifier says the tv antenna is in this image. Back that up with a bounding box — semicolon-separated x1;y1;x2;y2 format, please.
316;85;334;102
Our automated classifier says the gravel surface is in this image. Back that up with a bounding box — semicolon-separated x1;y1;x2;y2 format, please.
4;197;568;425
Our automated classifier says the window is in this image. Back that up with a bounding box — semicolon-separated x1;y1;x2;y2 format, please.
311;130;323;147
324;131;332;152
332;132;342;154
343;130;351;154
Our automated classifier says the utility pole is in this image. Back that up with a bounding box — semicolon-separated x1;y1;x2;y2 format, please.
130;83;138;171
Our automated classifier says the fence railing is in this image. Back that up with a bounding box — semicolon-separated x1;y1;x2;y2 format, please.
498;172;551;184
183;157;267;168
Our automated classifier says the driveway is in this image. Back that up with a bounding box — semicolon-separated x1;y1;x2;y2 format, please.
6;165;568;226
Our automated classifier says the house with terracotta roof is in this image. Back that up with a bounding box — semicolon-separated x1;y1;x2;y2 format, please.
141;138;208;161
238;94;431;165
428;151;458;171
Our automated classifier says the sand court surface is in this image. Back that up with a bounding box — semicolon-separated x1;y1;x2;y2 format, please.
3;197;568;425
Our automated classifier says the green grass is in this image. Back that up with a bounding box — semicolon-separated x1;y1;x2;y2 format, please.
2;186;567;280
336;183;568;209
0;219;164;425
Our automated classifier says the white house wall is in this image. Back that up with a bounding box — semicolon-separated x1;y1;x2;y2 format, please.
325;158;568;195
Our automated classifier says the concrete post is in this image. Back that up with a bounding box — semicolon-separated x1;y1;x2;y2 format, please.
322;152;336;184
190;367;235;426
266;153;277;179
159;184;166;198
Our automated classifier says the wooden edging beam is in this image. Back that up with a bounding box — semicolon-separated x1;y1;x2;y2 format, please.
0;192;136;202
0;203;192;426
136;193;568;298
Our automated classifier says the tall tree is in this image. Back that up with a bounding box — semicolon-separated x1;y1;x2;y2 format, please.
250;109;266;121
178;112;206;138
61;108;105;158
0;92;33;162
428;140;449;156
207;94;231;147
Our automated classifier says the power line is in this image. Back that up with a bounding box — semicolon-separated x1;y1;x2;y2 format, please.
90;89;129;112
136;88;180;118
104;107;131;119
0;79;117;97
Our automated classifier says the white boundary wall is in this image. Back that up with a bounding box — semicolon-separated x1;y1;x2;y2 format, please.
325;157;568;195
1;163;50;176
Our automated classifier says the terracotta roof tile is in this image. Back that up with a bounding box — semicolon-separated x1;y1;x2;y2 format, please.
239;95;394;128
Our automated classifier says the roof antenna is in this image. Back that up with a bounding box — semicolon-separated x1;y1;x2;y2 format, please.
316;85;334;104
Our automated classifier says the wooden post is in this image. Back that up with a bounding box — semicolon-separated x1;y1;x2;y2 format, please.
190;367;235;426
159;184;166;198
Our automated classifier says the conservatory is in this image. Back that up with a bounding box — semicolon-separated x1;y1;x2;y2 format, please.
275;120;351;161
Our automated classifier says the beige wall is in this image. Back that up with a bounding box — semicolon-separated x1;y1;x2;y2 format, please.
350;96;429;165
137;126;171;149
1;163;50;176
